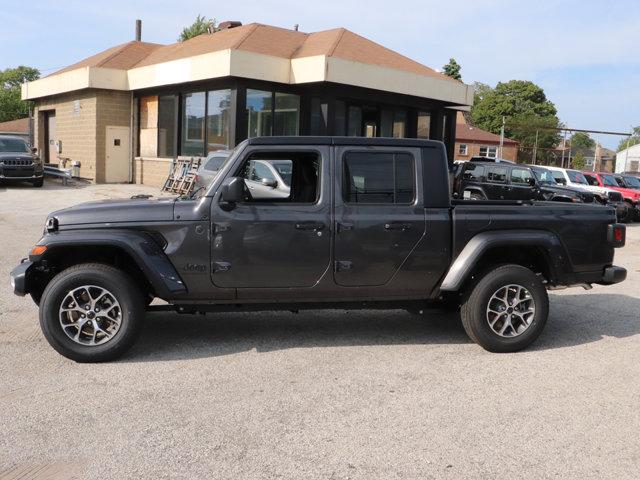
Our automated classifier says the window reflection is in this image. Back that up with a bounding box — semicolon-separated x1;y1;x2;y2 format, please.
207;89;231;152
181;92;205;156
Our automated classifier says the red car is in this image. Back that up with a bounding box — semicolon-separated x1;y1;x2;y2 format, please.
583;171;640;220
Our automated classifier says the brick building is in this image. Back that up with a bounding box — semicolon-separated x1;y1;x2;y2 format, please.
21;22;473;185
454;113;519;162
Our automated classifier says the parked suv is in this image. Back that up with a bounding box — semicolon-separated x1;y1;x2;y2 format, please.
453;161;537;200
454;162;589;203
0;135;43;187
529;166;595;203
583;172;640;221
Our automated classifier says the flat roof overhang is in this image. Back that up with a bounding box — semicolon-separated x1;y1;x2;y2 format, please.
22;49;473;107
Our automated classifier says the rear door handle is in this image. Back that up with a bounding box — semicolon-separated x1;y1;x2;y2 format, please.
295;221;325;231
384;222;411;231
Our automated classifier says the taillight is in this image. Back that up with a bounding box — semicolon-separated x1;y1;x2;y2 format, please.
607;224;626;247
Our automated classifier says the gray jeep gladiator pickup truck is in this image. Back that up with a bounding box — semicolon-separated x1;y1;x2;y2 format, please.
11;137;627;362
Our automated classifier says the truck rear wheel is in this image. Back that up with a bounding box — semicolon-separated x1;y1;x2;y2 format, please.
39;263;145;362
460;264;548;352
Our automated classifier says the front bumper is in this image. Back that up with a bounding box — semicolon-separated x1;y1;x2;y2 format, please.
0;164;43;180
10;259;34;296
598;266;627;285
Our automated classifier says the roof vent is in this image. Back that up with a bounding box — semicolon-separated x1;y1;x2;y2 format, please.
219;21;242;30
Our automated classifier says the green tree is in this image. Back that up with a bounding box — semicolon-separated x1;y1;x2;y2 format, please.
617;126;640;152
442;58;462;81
571;151;586;170
0;66;40;122
178;15;217;42
570;132;595;151
470;80;561;163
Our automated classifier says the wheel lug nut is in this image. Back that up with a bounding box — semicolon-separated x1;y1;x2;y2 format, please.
85;305;90;310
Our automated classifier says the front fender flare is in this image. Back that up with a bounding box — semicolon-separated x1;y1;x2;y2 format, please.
439;230;566;291
34;229;187;298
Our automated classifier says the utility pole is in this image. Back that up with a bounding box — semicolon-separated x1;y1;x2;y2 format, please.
560;130;567;167
532;129;539;165
624;130;632;171
592;142;599;172
499;116;505;159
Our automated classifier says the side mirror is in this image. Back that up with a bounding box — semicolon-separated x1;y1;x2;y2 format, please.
260;178;277;188
219;177;244;211
31;147;37;154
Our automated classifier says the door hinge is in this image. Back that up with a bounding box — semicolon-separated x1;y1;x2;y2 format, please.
335;260;353;272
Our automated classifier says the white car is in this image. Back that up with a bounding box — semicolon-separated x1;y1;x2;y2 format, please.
244;159;292;200
545;166;614;200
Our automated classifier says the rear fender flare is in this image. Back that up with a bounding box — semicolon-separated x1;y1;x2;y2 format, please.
439;230;566;291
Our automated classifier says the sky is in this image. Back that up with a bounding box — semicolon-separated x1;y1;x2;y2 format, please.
1;0;638;149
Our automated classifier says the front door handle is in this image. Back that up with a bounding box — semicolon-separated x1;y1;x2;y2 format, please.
295;221;325;231
384;222;411;231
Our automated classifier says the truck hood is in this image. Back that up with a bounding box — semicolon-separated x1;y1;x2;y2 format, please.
50;197;176;226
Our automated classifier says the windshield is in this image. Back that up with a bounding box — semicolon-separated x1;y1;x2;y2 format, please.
204;154;228;171
601;174;619;187
532;168;556;184
567;170;588;185
271;161;292;187
622;175;640;188
0;137;29;153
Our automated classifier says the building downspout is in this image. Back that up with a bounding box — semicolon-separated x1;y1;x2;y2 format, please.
129;92;134;183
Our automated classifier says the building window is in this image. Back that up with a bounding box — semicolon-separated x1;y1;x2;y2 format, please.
310;97;328;135
417;111;431;139
158;94;177;158
207;89;231;152
274;92;300;136
381;109;393;137
247;89;272;138
459;144;468;155
342;152;415;204
334;100;347;136
479;146;497;158
347;106;362;136
393;110;407;138
247;89;300;138
181;92;206;156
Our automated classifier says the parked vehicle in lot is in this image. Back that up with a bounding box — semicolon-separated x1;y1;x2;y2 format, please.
583;171;640;221
453;161;538;200
530;166;594;203
469;156;515;164
0;135;43;187
193;150;230;190
11;137;627;362
453;161;592;203
614;173;640;190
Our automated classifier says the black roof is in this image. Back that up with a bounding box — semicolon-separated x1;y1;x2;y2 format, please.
246;136;444;148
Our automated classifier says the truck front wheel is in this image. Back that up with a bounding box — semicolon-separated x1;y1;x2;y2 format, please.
39;263;145;362
460;265;548;352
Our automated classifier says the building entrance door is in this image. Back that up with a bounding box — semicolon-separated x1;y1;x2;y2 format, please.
44;111;56;164
105;126;130;183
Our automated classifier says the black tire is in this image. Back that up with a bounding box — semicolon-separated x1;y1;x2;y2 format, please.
32;177;44;187
468;191;484;201
460;264;548;352
39;263;145;362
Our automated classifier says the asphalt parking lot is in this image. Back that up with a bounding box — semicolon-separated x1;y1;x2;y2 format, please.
1;180;639;480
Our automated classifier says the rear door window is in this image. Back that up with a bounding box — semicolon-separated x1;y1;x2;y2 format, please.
486;166;507;183
510;168;533;184
343;152;415;204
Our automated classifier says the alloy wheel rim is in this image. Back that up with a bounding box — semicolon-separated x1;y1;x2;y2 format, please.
58;285;122;346
486;284;536;338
